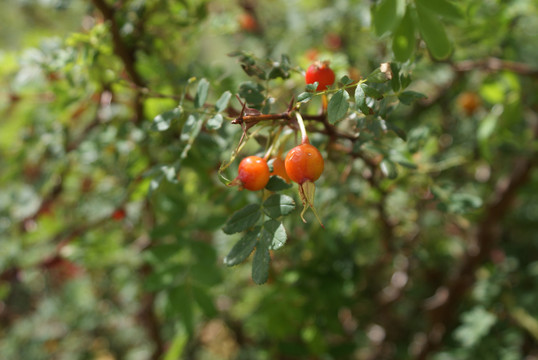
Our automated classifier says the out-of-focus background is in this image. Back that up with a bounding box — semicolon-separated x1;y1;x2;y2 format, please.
1;0;538;359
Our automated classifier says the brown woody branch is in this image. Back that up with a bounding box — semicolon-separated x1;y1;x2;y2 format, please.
451;57;538;78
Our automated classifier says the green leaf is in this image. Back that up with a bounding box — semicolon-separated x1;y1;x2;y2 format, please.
416;0;463;20
416;3;452;59
252;236;270;285
454;307;496;347
261;220;287;250
163;328;188;360
152;107;182;131
222;204;261;234
390;63;401;92
206;113;223;130
366;67;390;83
297;92;313;103
354;85;371;115
194;78;209;108
372;0;406;36
265;176;292;191
239;81;265;106
398;90;427;105
447;193;483;214
305;83;318;92
380;159;398;179
192;285;217;318
168;285;194;334
263;194;295;219
215;90;232;112
339;75;354;85
190;262;221;286
224;227;260;266
327;89;349;124
361;83;383;100
392;8;416;62
384;121;407;141
180;114;202;142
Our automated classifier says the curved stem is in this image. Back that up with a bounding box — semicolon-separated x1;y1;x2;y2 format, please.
296;112;309;144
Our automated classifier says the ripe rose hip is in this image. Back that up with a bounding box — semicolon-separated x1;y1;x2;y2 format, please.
305;61;335;91
270;157;291;183
458;91;481;116
237;156;270;191
284;144;324;184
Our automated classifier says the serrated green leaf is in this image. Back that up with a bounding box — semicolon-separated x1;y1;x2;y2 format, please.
361;83;383;100
152;107;182;131
328;89;349;124
222;204;261;234
373;0;406;36
354;85;370;115
265;176;292;191
261;220;287;250
194;78;209;108
206;113;223;130
392;8;415;62
224;227;259;266
416;3;452;59
366;68;390;83
398;90;427;105
215;90;232;112
297;92;313;103
380;159;398;179
192;285;217;318
252;238;270;285
416;0;463;20
340;75;354;85
263;194;295;219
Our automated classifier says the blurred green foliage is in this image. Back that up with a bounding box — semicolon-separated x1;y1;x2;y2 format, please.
1;0;538;359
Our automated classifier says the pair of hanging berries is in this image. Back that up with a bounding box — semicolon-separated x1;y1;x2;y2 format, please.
236;143;324;191
233;61;334;226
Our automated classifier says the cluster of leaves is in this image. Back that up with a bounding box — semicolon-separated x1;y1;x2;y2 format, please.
372;0;462;61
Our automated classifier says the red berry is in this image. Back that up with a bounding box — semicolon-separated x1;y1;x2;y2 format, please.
237;156;270;191
112;208;126;221
238;13;258;32
270;157;291;183
305;62;335;91
284;144;324;184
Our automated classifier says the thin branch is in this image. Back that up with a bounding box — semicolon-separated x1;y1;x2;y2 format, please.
451;57;538;78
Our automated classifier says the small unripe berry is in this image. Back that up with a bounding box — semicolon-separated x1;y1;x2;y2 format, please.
305;61;335;91
237;156;270;191
284;144;324;184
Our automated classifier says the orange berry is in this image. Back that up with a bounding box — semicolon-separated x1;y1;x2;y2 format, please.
284;144;324;184
458;92;481;116
238;13;258;32
237;156;270;191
